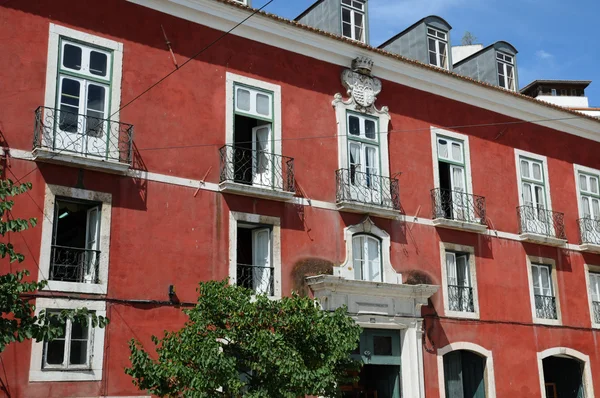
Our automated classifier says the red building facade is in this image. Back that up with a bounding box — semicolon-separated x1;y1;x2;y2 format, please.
1;0;600;397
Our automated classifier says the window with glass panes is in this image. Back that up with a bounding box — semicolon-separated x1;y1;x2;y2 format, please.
520;157;547;212
43;312;92;370
347;113;379;188
445;252;473;312
341;0;365;42
579;173;600;220
590;272;600;324
496;52;515;90
352;234;382;282
437;136;468;220
427;27;448;69
531;263;557;319
56;39;112;138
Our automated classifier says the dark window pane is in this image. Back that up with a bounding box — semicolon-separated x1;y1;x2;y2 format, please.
89;51;107;76
45;339;65;365
373;336;393;356
429;51;437;66
60;79;81;107
69;340;88;365
342;7;351;23
70;319;89;340
342;22;352;38
428;38;436;51
348;116;360;135
498;74;506;88
365;120;376;139
63;44;82;70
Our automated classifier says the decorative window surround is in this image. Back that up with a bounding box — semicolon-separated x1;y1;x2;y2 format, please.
430;128;486;233
584;264;600;329
228;211;282;298
536;348;595;398
334;217;401;284
439;242;480;319
525;255;562;326
222;72;290;201
307;275;438;398
437;342;497;398
514;149;566;246
574;164;600;253
29;298;106;382
38;184;112;294
37;24;126;172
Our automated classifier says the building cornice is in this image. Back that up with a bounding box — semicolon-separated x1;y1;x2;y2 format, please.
128;0;600;143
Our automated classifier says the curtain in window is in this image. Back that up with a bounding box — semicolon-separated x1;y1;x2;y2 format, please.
252;229;271;295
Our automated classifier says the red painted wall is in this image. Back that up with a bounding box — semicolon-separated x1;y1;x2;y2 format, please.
1;0;600;397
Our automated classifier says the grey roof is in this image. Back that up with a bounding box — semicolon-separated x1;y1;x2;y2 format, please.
520;79;592;94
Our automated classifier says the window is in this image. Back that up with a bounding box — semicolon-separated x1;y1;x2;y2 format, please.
29;298;106;381
589;272;600;325
445;252;473;313
496;52;515;90
531;263;557;320
352;234;382;282
427;27;448;69
236;223;273;296
49;198;101;284
43;312;93;370
341;0;365;43
519;156;550;235
347;113;381;204
578;172;600;244
229;212;281;298
551;88;557;96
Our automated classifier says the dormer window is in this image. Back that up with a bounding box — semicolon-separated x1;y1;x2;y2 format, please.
427;27;448;69
341;0;365;43
496;52;515;90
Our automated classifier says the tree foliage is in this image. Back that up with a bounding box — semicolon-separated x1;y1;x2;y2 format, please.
0;174;108;355
126;280;362;397
461;31;477;46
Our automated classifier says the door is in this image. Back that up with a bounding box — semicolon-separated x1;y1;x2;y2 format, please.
444;351;485;398
84;206;100;283
252;125;272;188
252;228;271;295
520;158;549;235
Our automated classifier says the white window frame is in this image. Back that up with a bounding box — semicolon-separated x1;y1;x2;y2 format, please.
38;184;112;294
44;24;123;122
514;149;553;210
29;298;106;382
41;311;94;371
431;128;474;196
228;211;281;299
426;27;449;69
437;342;497;398
225;72;281;157
574;164;600;246
525;255;562;326
341;0;366;43
352;234;382;282
439;242;480;319
496;51;515;91
334;216;401;283
584;264;600;329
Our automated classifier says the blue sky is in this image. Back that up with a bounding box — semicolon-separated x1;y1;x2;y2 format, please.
253;0;599;106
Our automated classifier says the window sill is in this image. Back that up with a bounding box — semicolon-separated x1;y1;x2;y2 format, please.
519;233;567;247
579;243;600;254
29;368;101;382
444;309;480;319
432;218;487;233
219;181;295;202
532;317;562;326
32;148;130;175
45;280;107;295
336;201;400;220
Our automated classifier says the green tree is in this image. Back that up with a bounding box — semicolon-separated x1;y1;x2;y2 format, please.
126;280;362;397
0;176;108;355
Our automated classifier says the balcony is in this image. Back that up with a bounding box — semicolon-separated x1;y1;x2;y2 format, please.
219;145;295;202
430;188;487;233
578;218;600;253
517;206;567;246
236;263;274;297
448;285;475;313
33;106;134;174
49;245;100;284
534;294;558;320
335;169;401;219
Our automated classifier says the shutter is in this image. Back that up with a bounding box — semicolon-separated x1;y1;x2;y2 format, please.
252;228;271;295
443;351;464;398
252;125;272;187
366;237;381;282
446;253;458;286
84;206;100;283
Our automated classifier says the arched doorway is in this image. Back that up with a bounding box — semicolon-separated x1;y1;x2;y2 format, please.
443;350;486;398
538;348;594;398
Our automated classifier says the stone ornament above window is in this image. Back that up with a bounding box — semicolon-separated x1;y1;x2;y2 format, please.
339;56;385;112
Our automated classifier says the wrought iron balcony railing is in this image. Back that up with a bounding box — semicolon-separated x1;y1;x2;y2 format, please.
335;169;400;210
447;285;475;313
578;217;600;245
219;145;295;192
236;263;274;296
34;106;134;164
517;206;566;240
593;301;600;324
534;294;558;320
431;188;486;224
49;245;100;284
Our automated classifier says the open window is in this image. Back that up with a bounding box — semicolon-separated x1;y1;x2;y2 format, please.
352;234;382;282
496;52;515;90
347;113;382;205
341;0;366;43
236;223;273;296
427;27;449;69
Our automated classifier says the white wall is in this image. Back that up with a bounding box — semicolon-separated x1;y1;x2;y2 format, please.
451;44;484;64
535;95;590;108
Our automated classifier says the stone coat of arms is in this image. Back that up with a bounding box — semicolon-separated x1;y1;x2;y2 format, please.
341;69;382;110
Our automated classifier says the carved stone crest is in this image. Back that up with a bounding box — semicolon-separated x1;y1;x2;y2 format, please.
340;57;382;111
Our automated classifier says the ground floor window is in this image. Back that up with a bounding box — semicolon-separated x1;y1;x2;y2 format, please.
443;350;486;398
